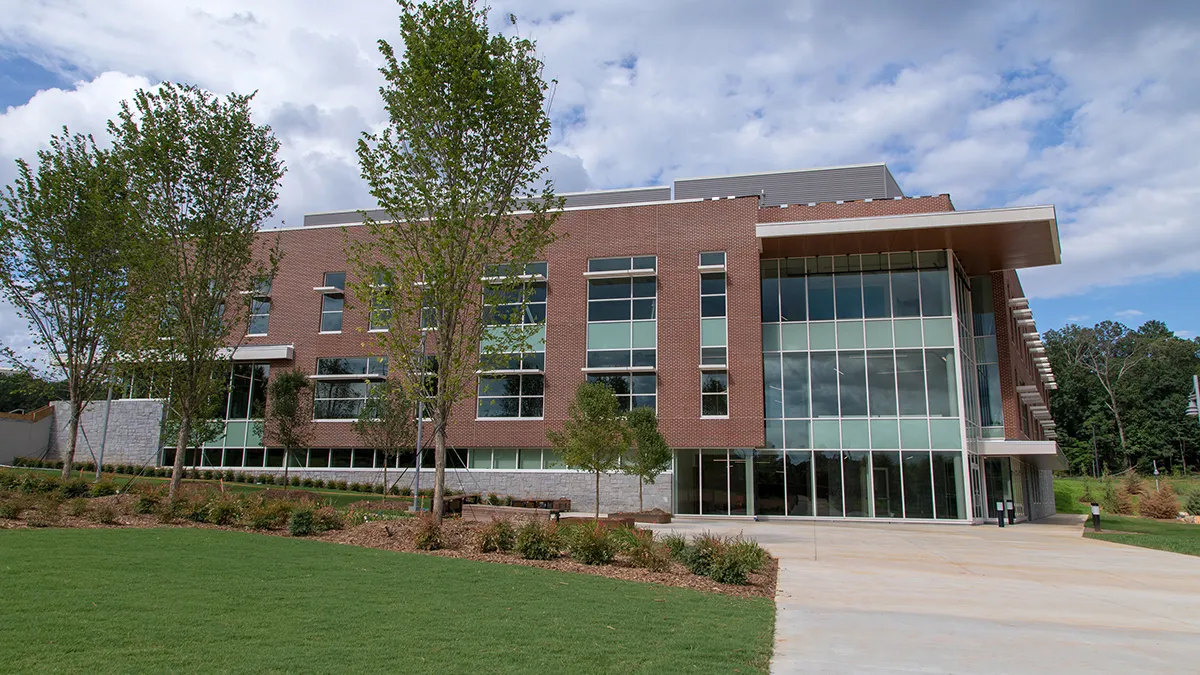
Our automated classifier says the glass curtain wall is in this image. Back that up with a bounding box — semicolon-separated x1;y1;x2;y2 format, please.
755;251;968;519
971;274;1004;438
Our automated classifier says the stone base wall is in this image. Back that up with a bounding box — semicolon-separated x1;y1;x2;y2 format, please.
50;400;165;467
229;467;673;514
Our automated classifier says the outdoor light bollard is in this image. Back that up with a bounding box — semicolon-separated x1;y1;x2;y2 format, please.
1091;502;1101;532
996;501;1005;527
1006;499;1015;525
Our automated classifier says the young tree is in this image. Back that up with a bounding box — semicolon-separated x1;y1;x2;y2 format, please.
622;407;671;512
114;83;284;498
353;380;416;501
263;369;314;490
0;130;132;478
350;0;561;522
548;382;630;520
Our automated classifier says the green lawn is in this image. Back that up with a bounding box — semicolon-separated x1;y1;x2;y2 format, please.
1054;475;1199;516
0;529;775;673
1084;514;1200;557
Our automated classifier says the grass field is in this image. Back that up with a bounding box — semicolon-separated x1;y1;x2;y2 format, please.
1053;475;1200;515
0;528;775;673
1083;514;1200;557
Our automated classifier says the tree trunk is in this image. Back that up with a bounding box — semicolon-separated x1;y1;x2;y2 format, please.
62;398;82;479
594;471;600;521
1113;408;1129;467
382;462;388;502
170;414;190;499
638;478;644;513
432;425;447;523
283;456;290;490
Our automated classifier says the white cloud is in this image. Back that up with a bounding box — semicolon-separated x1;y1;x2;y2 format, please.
0;0;1195;325
1115;309;1145;319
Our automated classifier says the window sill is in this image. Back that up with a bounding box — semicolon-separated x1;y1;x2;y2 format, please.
246;333;268;338
581;366;656;373
697;363;727;371
477;368;545;375
583;268;657;279
474;417;545;422
701;415;730;420
367;329;389;333
318;331;342;335
697;264;726;272
312;419;356;422
313;286;344;295
307;374;386;381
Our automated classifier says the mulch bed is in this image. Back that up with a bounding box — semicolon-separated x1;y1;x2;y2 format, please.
0;501;777;600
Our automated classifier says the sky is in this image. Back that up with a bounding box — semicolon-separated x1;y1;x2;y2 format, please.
1;0;1198;366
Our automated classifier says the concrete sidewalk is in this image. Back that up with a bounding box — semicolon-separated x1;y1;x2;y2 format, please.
651;516;1200;674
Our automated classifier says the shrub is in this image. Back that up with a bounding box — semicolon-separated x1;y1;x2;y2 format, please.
1079;482;1096;504
20;473;61;495
156;500;184;524
1101;484;1134;515
67;497;90;517
334;480;348;491
372;483;384;494
567;521;617;565
61;477;91;498
135;493;160;515
183;497;210;523
89;503;119;525
1138;485;1179;520
413;515;442;550
1122;472;1145;496
625;529;671;572
709;549;752;585
1185;489;1200;516
27;497;62;527
681;533;724;577
477;519;516;553
290;476;301;487
312;507;344;532
289;508;316;536
515;521;559;560
89;481;119;497
207;498;242;526
726;536;769;572
314;479;327;489
0;496;28;519
302;478;314;488
660;533;688;560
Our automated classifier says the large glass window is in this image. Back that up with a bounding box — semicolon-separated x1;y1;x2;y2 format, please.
587;373;656;411
760;252;966;520
701;371;728;417
477;374;544;418
586;260;656;369
312;356;388;420
700;266;727;367
247;279;271;336
319;272;345;332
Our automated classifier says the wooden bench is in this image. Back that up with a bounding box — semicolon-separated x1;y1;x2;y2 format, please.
461;504;559;523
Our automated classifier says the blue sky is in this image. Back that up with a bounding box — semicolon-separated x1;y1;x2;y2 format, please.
1;0;1199;363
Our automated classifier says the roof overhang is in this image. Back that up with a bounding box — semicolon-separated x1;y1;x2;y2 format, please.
756;205;1059;274
978;439;1067;470
218;344;294;361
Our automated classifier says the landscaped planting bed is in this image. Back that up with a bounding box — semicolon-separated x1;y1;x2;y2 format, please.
0;468;777;598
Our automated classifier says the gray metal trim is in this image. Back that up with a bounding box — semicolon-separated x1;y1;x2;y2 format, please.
674;164;903;207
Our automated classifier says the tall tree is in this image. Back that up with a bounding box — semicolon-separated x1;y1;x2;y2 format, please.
350;0;560;522
114;83;284;498
354;379;417;501
1046;319;1200;475
548;382;630;520
622;407;671;512
263;369;314;489
0;130;132;478
1058;321;1148;466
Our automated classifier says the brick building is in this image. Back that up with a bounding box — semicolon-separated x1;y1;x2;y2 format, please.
111;163;1064;522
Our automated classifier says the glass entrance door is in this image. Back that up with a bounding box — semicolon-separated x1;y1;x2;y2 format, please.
984;457;1012;520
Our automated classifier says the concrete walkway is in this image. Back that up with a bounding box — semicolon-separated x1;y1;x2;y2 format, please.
650;516;1200;674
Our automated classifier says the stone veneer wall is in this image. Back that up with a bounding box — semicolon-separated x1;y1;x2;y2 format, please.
231;467;672;514
50;399;165;466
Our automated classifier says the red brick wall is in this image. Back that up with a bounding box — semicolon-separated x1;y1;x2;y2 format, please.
246;196;765;450
992;270;1048;441
757;194;954;223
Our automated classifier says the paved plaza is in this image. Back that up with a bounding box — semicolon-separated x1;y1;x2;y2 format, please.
650;516;1200;674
